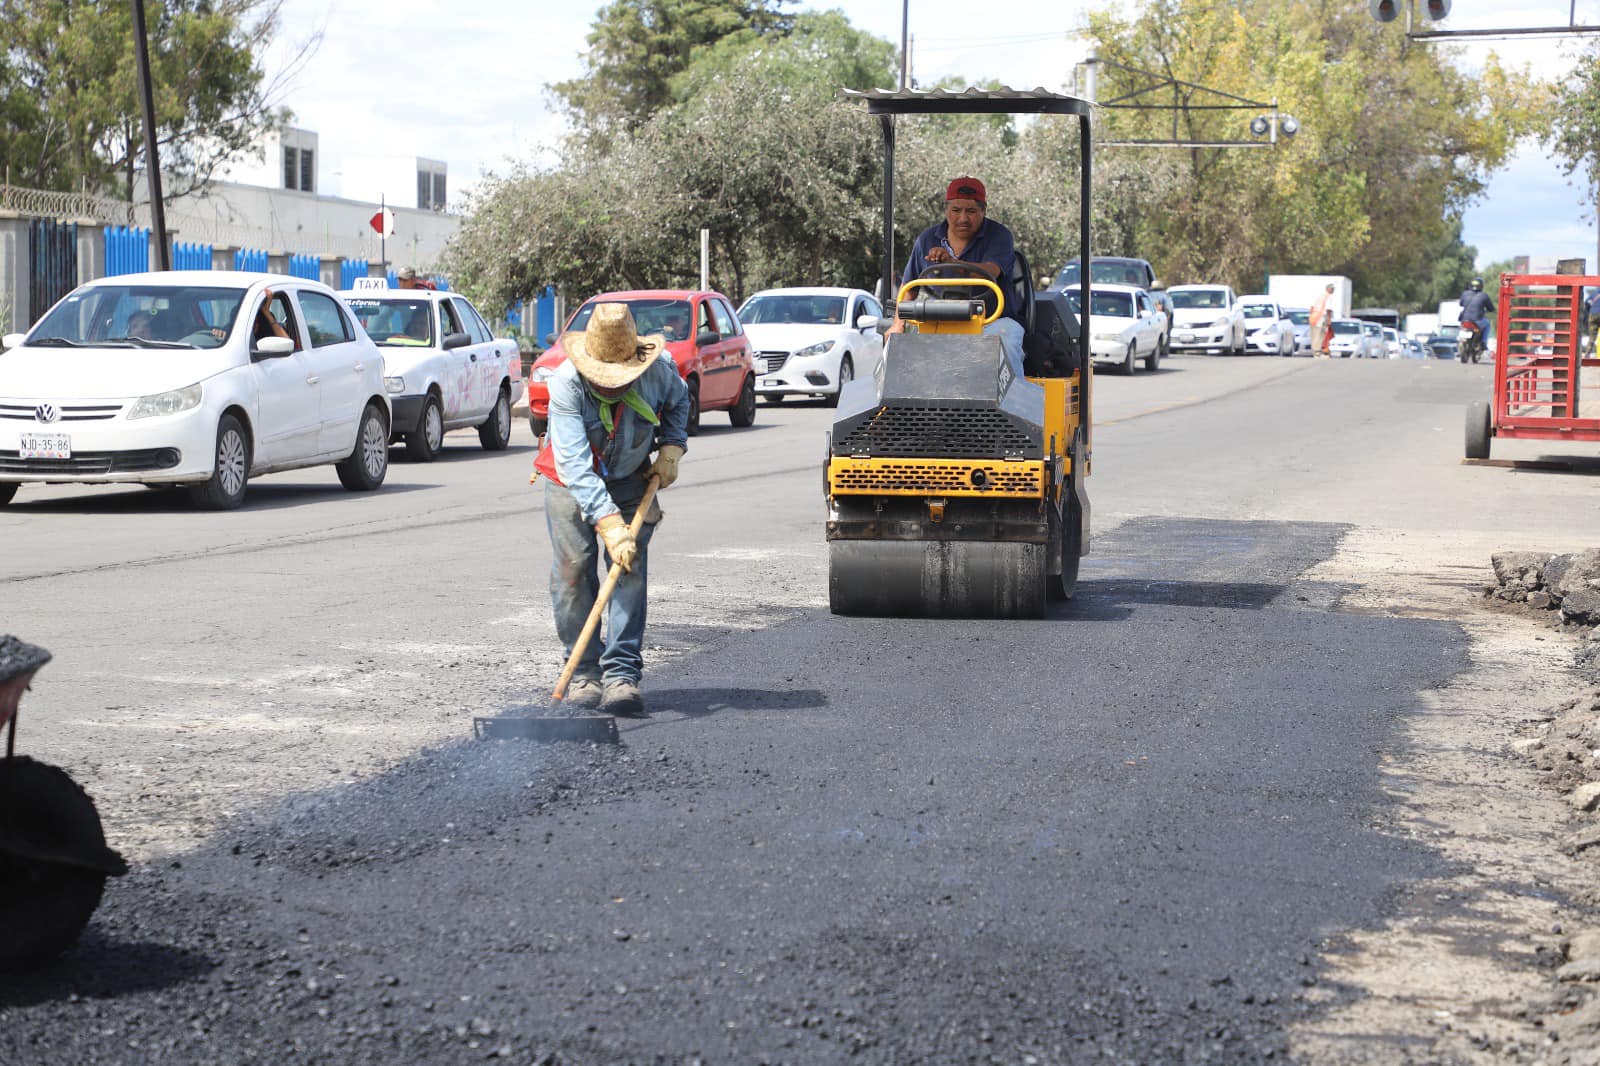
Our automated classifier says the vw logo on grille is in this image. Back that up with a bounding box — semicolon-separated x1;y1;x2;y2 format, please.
35;403;60;424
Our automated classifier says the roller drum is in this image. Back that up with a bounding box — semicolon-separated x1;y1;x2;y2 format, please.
829;540;1046;618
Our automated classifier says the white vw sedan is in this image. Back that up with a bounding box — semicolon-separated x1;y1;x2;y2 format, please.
737;287;885;405
1063;283;1164;375
340;285;523;461
0;272;391;510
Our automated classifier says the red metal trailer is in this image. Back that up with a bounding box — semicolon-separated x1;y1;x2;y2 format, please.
1465;273;1600;459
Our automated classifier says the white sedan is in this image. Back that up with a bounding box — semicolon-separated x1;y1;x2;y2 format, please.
1064;283;1164;374
0;271;391;509
1167;283;1244;355
340;284;523;461
737;287;885;404
1236;295;1296;356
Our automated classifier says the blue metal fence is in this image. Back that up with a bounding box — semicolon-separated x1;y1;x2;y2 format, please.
105;226;151;277
288;254;320;280
535;286;558;342
173;241;212;271
386;270;398;289
234;248;268;272
340;258;370;290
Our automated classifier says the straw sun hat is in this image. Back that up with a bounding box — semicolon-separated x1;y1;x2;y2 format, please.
563;303;665;390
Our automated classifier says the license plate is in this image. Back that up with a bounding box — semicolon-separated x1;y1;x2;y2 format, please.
20;433;70;459
1177;333;1195;342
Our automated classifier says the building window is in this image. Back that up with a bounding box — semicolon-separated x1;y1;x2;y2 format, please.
299;148;315;194
284;146;298;190
417;170;429;210
432;171;446;210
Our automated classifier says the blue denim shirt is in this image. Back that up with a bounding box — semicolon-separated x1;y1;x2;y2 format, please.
547;353;690;524
903;218;1020;322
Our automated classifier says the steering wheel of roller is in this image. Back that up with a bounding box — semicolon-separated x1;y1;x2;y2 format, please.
918;261;1005;318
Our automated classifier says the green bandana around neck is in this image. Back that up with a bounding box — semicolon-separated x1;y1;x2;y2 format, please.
588;383;661;433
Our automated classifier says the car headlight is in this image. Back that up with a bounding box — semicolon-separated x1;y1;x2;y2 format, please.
796;340;834;359
531;365;558;384
127;383;202;420
384;376;407;394
1211;317;1230;328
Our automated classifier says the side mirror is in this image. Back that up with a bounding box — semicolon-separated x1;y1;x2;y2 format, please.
443;331;471;350
696;327;719;346
254;336;294;357
1;333;25;350
857;315;879;332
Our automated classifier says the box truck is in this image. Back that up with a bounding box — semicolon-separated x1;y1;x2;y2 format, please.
1268;275;1352;319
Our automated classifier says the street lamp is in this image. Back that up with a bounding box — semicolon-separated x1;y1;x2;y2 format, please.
1250;105;1300;145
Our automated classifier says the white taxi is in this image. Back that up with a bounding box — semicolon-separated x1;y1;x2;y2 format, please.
0;272;390;509
1062;283;1165;375
340;281;524;461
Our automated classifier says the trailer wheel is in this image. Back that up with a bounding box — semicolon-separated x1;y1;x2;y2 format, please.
1465;400;1491;460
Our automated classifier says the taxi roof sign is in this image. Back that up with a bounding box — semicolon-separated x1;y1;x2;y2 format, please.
351;276;388;291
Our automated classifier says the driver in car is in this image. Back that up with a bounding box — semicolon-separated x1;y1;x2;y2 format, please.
891;176;1025;378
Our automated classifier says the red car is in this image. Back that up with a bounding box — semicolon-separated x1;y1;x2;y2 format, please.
526;289;757;436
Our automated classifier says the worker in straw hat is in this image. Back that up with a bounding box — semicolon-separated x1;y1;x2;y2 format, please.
532;302;690;716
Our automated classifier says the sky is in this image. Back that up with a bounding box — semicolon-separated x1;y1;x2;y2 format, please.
263;0;1597;272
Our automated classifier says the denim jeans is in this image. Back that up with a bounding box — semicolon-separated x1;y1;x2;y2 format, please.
545;478;658;685
984;315;1026;379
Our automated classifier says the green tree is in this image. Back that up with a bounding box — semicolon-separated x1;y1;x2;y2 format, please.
0;0;298;199
551;0;795;141
1546;44;1600;222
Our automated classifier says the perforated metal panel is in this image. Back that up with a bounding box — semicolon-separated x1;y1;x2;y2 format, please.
829;457;1043;497
835;406;1037;459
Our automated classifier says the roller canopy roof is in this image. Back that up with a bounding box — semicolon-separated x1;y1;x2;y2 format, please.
842;86;1094;117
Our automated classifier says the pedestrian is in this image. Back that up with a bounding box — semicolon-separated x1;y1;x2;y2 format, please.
1309;283;1334;357
397;266;436;291
533;303;689;716
891;176;1026;379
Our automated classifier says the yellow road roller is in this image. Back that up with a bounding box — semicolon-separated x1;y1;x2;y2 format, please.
826;87;1094;618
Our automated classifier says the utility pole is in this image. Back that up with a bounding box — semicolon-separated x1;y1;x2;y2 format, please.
900;0;910;89
131;0;170;270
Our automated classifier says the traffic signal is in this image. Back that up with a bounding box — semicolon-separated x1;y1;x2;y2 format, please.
1422;0;1450;18
1370;0;1399;21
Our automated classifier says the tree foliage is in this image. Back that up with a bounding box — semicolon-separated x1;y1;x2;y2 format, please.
0;0;296;200
1546;43;1600;217
1079;0;1545;309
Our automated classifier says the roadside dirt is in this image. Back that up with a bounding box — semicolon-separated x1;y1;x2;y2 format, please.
1291;527;1600;1064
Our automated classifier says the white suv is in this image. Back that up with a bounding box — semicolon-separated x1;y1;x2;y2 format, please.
0;272;391;509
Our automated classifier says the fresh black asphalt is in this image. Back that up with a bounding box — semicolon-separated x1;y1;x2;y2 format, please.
0;516;1470;1063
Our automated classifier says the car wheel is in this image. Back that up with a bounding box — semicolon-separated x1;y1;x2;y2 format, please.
1122;342;1137;376
1144;340;1160;373
337;401;389;491
406;393;444;462
1465;400;1491;460
728;375;757;428
0;756;120;968
685;377;701;437
829;355;855;408
189;413;250;510
0;483;16;507
478;387;512;450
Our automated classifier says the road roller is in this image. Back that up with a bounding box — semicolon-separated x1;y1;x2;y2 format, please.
827;86;1095;618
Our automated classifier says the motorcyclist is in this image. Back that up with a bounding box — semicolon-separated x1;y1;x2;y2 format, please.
1458;277;1494;359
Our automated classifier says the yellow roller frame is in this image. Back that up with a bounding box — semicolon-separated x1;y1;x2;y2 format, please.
829;456;1045;498
895;277;1004;333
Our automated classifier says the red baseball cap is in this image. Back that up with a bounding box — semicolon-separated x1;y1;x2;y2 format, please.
945;177;986;205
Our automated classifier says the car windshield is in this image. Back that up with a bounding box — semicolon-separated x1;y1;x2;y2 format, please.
1239;303;1276;319
28;284;246;350
1284;309;1309;325
1056;260;1148;288
1436;324;1461;339
739;295;846;325
1332;320;1361;335
1064;291;1134;317
1170;289;1227;310
569;298;695;342
347;298;434;346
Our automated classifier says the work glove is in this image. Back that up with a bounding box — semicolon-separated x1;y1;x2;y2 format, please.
595;514;638;573
650;444;685;489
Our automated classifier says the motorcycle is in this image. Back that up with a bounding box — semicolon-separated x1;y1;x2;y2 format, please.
1458;319;1484;364
0;636;126;968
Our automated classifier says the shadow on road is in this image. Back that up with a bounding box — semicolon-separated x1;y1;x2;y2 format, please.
0;931;213;1007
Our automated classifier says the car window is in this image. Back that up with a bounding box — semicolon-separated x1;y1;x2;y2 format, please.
862;295;883;321
257;291;303;350
347;297;432;346
569;299;694;341
1239;303;1276;319
28;284;247;350
454;298;491;344
1066;291;1133;317
697;300;716;336
298;291;351;348
710;298;739;335
439;299;465;339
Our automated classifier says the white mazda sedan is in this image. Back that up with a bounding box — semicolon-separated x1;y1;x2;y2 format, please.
737;287;885;404
0;272;391;510
1063;282;1164;375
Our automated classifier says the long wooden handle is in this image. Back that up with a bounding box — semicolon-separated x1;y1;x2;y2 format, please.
552;475;662;702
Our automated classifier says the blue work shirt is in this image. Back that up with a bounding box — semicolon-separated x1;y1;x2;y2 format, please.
546;353;690;525
1459;289;1494;328
903;218;1020;321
